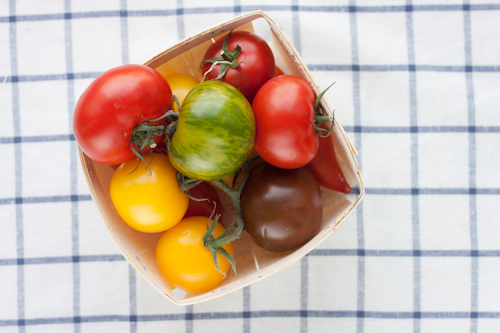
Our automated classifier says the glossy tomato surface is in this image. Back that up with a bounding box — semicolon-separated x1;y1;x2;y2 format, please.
306;124;352;193
110;153;188;233
163;73;199;112
156;216;233;293
252;75;319;169
201;31;274;102
73;64;172;165
168;80;255;181
240;163;323;252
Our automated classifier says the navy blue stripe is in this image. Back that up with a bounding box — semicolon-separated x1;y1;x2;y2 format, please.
1;4;500;23
186;305;194;333
1;126;498;146
0;72;100;83
9;0;26;331
405;1;421;331
309;249;500;257
309;64;500;72
177;0;185;41
177;7;192;333
1;64;499;84
363;188;500;195
1;311;499;326
308;4;500;13
128;266;137;333
120;0;129;66
234;0;242;14
2;188;500;207
0;195;92;205
0;255;124;266
292;0;302;57
300;256;308;333
2;250;499;267
118;3;135;333
345;126;500;133
291;3;307;332
462;2;479;332
0;134;75;144
243;286;251;333
348;1;365;332
63;1;81;332
2;126;499;145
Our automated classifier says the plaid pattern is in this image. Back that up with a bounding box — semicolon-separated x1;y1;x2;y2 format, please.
1;0;499;332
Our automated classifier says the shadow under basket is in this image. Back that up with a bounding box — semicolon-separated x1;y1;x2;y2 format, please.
78;10;365;305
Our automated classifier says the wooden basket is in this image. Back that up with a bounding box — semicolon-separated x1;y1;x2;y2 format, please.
77;11;364;305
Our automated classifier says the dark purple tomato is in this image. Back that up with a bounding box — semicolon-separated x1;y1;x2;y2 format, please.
240;163;323;252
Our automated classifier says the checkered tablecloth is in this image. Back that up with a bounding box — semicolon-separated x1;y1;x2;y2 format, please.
1;0;500;332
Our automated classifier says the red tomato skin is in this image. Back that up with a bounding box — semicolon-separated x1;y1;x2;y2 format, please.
184;182;224;220
252;75;319;169
201;31;275;103
305;124;352;193
73;64;172;165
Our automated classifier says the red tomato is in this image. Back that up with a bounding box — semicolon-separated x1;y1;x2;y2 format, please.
201;31;275;103
252;75;319;169
305;124;352;193
73;64;172;165
184;182;224;220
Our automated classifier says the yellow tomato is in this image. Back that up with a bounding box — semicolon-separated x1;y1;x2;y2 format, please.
163;73;199;112
156;216;233;293
110;153;189;233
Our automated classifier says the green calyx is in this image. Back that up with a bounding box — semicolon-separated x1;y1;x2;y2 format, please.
129;100;180;173
176;159;253;277
129;113;167;172
201;30;243;80
313;82;336;138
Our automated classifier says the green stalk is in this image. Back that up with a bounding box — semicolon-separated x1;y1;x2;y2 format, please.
176;160;251;277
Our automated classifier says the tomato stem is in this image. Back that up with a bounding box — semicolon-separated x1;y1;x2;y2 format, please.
177;172;207;203
200;30;242;81
313;82;336;138
220;50;232;62
202;213;236;277
129;110;177;173
177;159;252;277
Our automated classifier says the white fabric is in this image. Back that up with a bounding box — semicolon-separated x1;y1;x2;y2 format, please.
1;1;499;332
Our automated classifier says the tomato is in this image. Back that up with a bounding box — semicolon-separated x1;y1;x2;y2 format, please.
74;64;172;165
305;124;352;193
201;31;275;103
252;75;319;169
168;80;255;181
241;163;323;252
110;153;188;233
163;73;199;112
184;182;224;219
156;216;233;293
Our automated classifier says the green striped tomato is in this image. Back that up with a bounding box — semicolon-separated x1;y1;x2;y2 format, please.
168;80;255;181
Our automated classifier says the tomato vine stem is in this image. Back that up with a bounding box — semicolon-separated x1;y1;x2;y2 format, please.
200;30;243;81
176;159;252;277
129;109;178;173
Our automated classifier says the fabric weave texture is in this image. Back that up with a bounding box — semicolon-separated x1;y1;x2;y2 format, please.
1;1;499;332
